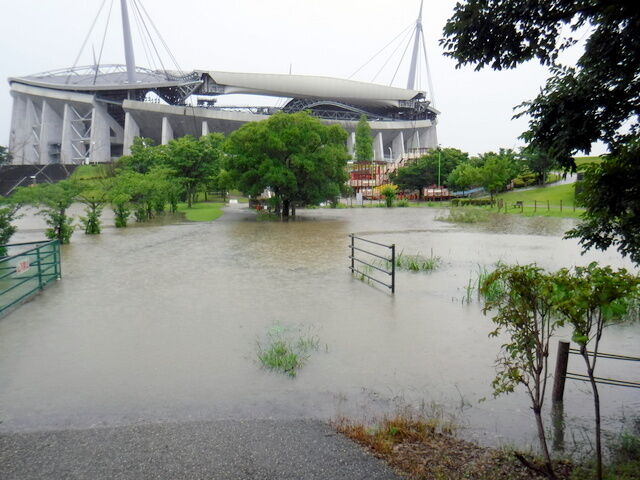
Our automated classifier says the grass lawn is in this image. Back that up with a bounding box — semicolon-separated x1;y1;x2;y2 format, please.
575;155;604;167
177;202;225;221
495;182;578;206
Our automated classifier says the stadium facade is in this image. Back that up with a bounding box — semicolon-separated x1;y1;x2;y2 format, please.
7;1;438;174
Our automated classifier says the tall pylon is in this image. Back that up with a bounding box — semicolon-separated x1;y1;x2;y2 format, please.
120;0;136;84
406;1;436;106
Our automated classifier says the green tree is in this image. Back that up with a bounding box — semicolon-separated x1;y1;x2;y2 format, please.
0;146;12;166
117;137;168;174
0;197;21;256
553;263;640;480
447;162;478;192
354;115;373;162
522;148;559;185
566;141;640;263
77;180;110;235
13;180;81;244
481;265;560;479
476;153;516;200
392;147;468;198
442;0;640;262
165;133;224;208
225;112;349;218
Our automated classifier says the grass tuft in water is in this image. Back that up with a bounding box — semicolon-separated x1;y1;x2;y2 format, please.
257;324;320;377
394;249;441;272
436;207;489;224
459;263;506;304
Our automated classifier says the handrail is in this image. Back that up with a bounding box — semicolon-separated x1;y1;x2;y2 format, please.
349;234;395;294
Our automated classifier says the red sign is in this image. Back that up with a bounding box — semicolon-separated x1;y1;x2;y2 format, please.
15;260;30;274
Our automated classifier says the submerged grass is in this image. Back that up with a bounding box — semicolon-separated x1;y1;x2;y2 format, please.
335;413;573;480
394;250;441;272
256;324;320;377
436;207;490;224
459;263;506;305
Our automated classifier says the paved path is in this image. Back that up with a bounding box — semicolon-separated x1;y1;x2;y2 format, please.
0;419;402;480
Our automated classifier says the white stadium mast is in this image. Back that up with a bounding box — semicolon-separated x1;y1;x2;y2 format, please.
406;0;436;107
120;0;137;85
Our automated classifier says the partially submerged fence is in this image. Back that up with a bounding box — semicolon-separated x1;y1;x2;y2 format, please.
348;234;395;293
552;340;640;402
0;240;61;315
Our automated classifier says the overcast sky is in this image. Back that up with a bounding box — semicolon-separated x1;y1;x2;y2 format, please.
0;0;606;156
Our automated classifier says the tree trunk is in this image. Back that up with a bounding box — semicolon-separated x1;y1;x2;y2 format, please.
291;203;296;217
282;199;290;219
582;349;603;480
533;407;556;479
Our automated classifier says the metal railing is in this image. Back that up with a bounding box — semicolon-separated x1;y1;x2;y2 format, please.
0;240;61;315
349;234;395;293
553;341;640;402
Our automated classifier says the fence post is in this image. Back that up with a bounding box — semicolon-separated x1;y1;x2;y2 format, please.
36;246;43;290
553;341;570;402
350;235;354;272
560;200;563;212
391;244;396;294
547;200;550;211
534;200;537;212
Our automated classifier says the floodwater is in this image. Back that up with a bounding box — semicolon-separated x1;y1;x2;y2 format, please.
0;204;638;453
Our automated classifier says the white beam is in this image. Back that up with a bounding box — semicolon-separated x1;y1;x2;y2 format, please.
123;112;140;156
161;116;174;145
373;132;384;161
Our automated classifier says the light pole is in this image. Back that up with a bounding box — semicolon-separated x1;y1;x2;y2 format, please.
437;146;442;187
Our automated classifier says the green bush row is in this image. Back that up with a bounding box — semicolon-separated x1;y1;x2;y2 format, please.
451;198;494;207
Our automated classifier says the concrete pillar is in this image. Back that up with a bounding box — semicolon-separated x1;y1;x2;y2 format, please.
90;104;111;163
419;125;438;150
347;131;355;158
407;130;421;151
39;101;63;164
60;104;75;164
161;116;174;145
392;132;405;161
24;98;41;165
123;112;140;156
201;120;209;136
9;94;28;165
373;132;384;162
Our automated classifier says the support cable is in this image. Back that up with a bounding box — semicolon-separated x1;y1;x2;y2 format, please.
94;0;115;84
130;0;157;72
372;25;416;83
135;0;184;76
130;0;167;75
349;22;414;80
68;0;108;83
390;26;416;86
421;26;436;106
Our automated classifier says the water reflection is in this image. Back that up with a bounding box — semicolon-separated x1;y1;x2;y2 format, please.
0;205;637;453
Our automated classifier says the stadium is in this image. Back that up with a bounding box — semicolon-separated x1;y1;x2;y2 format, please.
5;0;438;193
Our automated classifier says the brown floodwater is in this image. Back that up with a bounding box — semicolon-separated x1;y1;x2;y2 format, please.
0;204;638;453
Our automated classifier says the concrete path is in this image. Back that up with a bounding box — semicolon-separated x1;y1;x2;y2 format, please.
0;419;402;480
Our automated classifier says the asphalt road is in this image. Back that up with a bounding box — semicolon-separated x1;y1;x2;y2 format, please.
0;419;402;480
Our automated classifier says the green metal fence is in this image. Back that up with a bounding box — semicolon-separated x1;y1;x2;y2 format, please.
0;240;61;315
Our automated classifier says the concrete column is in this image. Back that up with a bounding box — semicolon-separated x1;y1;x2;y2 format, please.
407;130;421;151
347;131;355;158
60;104;75;164
90;104;111;163
419;125;438;150
201;120;209;136
373;132;384;162
24;98;41;165
123;112;140;156
392;132;405;161
161;116;174;145
9;94;28;165
39;101;63;164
